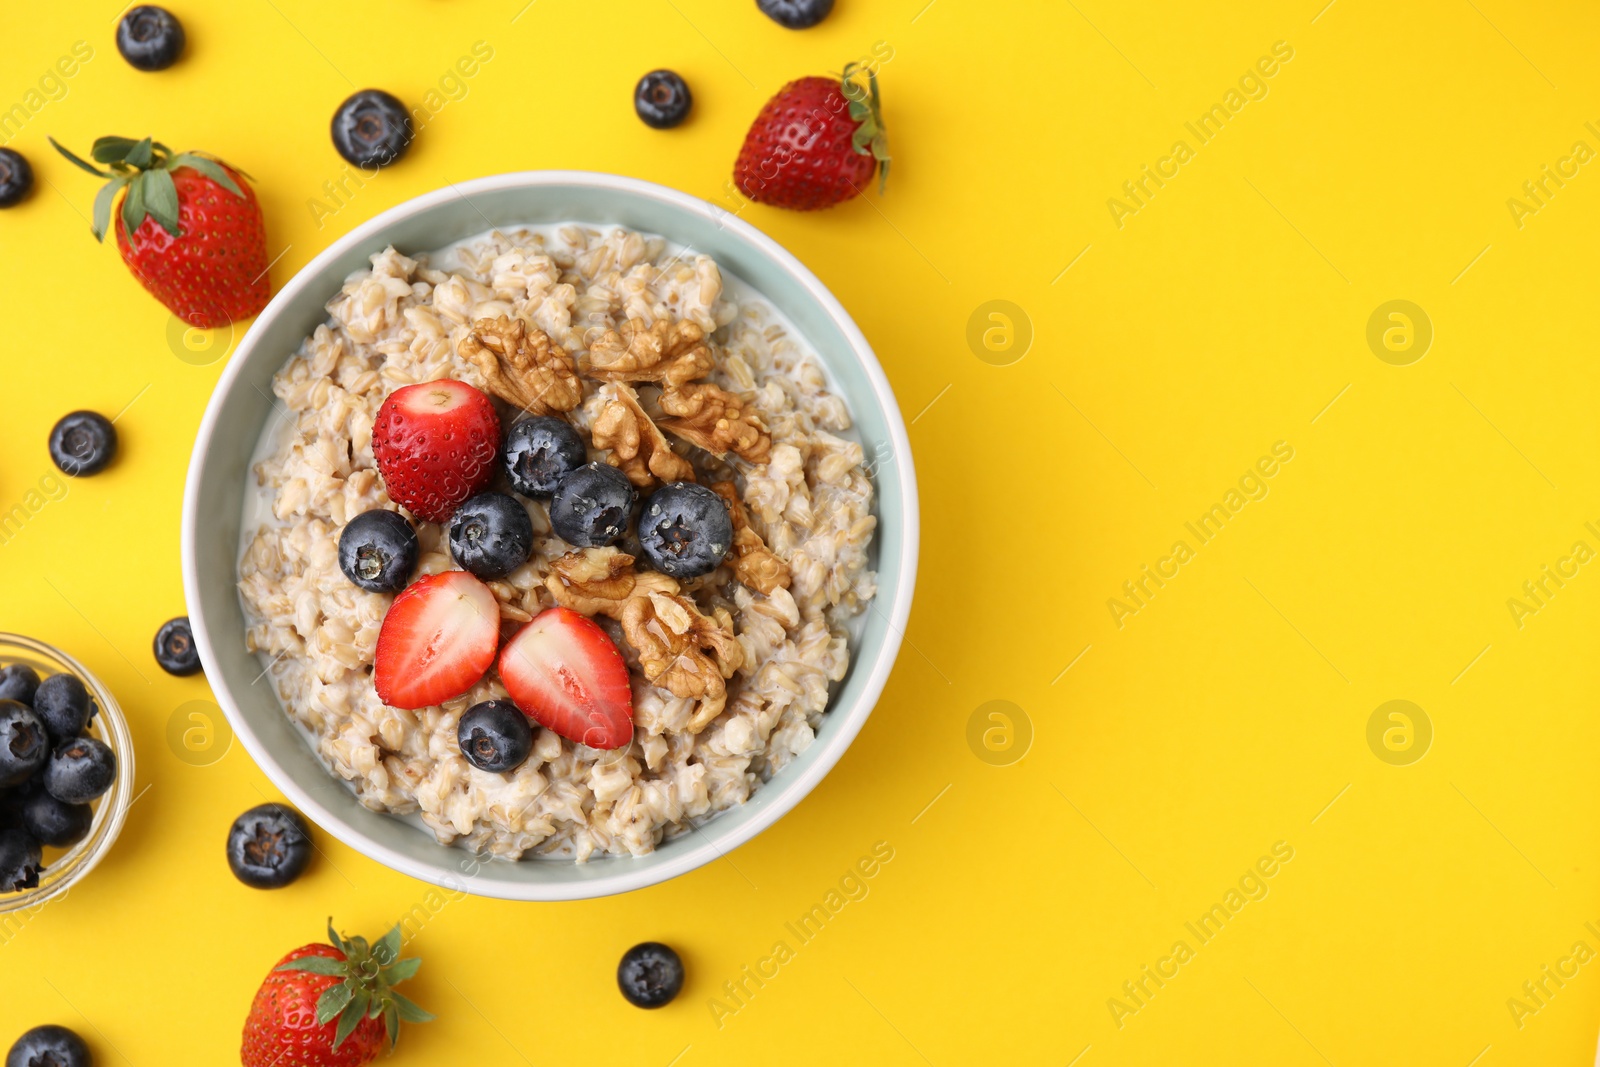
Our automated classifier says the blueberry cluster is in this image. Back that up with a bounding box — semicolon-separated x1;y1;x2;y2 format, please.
0;665;116;893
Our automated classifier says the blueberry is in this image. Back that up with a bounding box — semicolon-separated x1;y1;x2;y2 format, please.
48;411;116;477
152;616;201;676
0;148;34;209
0;702;48;790
116;5;185;70
21;789;91;849
338;509;419;593
504;416;586;499
0;665;40;706
0;827;41;892
634;70;693;129
637;483;732;580
756;0;834;29
32;674;90;745
5;1025;90;1067
551;462;637;548
42;738;115;805
331;89;414;169
226;803;313;889
456;699;533;773
617;942;685;1008
446;492;533;580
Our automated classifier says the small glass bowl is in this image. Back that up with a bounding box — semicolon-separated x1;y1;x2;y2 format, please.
0;633;135;915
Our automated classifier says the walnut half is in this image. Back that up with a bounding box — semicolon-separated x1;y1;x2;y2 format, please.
658;381;771;465
709;481;790;595
458;315;582;416
589;383;696;488
581;318;713;389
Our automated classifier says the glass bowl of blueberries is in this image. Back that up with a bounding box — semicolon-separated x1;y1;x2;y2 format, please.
0;633;134;914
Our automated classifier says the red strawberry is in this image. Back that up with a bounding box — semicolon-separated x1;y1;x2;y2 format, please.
51;135;269;327
499;607;635;750
733;62;890;210
241;922;432;1067
373;380;501;522
375;570;500;709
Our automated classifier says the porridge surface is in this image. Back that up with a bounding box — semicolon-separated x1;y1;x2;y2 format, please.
237;224;877;861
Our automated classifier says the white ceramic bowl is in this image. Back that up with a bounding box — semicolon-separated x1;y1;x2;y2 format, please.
182;171;918;900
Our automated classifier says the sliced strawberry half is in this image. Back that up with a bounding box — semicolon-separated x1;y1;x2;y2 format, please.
374;570;500;709
498;607;635;750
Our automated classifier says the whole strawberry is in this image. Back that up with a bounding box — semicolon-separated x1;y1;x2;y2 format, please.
373;380;501;522
733;62;890;210
51;135;270;327
241;921;433;1067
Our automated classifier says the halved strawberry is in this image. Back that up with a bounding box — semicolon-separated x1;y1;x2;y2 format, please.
374;571;500;709
498;607;634;750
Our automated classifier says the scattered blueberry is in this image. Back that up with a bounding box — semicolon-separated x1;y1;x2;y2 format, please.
33;674;91;745
331;89;414;169
48;411;116;477
448;492;533;580
634;70;693;129
225;803;313;889
116;5;186;70
337;509;418;594
0;827;41;892
21;789;91;849
0;702;48;790
0;665;40;706
0;148;34;209
5;1024;91;1067
456;699;533;773
550;462;636;548
43;737;115;805
504;416;586;499
153;616;201;676
756;0;834;29
617;942;685;1008
638;482;732;579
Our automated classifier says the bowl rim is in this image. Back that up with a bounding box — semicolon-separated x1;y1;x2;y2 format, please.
0;632;135;914
182;170;919;900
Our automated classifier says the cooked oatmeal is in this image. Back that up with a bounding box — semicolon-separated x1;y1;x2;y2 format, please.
236;224;877;862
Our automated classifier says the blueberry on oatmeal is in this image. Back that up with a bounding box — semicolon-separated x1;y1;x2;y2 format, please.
153;616;202;676
638;482;733;579
456;700;533;773
48;411;116;477
634;70;693;129
550;462;636;548
116;5;186;70
503;416;586;499
617;942;685;1007
0;148;34;209
337;509;418;593
331;89;414;169
0;664;40;706
43;737;116;805
448;492;533;581
0;702;48;789
226;803;313;889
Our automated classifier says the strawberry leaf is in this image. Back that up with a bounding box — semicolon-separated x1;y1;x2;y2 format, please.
168;153;243;197
120;174;147;235
373;925;402;967
382;957;422;983
49;138;113;179
276;955;348;977
143;167;181;236
334;992;368;1049
391;991;436;1024
91;136;144;164
327;919;347;955
384;1003;400;1048
124;138;154;169
316;982;353;1025
90;175;129;242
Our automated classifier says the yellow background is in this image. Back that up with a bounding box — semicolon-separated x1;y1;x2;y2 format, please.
3;0;1599;1063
